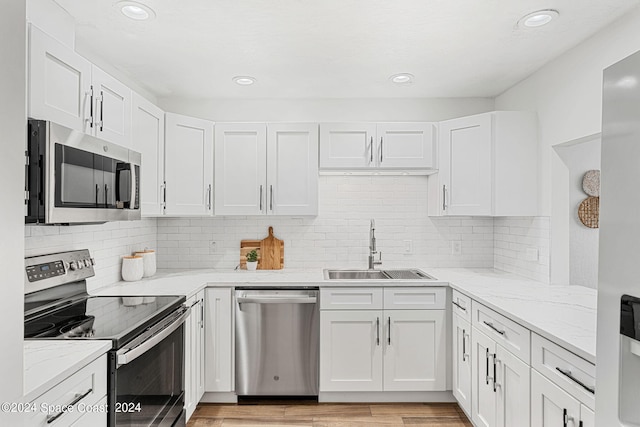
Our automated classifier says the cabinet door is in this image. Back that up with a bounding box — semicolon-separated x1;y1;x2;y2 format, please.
205;288;233;392
92;66;131;147
496;345;530;427
531;370;581;427
184;295;197;421
165;113;214;216
472;327;497;427
384;310;446;391
319;310;383;392
196;291;206;402
131;93;165;216
29;25;92;131
214;123;267;215
319;123;376;169
267;123;319;216
452;315;472;417
580;405;594;427
439;114;492;215
376;123;436;169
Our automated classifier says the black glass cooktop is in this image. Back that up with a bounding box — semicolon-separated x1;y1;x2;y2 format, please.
24;295;185;348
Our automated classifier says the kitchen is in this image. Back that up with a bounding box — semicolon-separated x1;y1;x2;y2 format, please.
2;0;640;425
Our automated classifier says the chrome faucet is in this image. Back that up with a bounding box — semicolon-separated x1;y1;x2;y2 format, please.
368;219;382;270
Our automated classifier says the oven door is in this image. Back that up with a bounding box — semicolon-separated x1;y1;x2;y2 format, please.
110;307;189;427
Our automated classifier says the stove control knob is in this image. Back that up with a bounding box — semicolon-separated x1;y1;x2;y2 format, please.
84;259;91;268
69;261;78;271
90;258;95;266
77;261;83;270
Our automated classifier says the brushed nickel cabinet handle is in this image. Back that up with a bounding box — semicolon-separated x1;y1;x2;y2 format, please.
259;185;263;211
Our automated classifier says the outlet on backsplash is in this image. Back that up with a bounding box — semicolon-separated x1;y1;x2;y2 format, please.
209;241;217;254
451;241;462;255
403;240;413;254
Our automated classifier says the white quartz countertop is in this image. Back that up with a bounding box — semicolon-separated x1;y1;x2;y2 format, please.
24;340;112;402
92;266;597;363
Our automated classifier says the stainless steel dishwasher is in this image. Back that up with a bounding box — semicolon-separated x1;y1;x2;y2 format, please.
235;288;319;396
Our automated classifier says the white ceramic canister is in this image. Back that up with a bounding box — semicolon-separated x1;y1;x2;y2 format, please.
122;255;144;282
133;250;156;277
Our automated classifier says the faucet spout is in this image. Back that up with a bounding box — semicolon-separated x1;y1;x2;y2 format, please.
368;219;382;270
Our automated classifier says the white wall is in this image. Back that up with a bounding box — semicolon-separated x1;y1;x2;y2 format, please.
156;176;495;270
554;136;601;288
495;5;640;284
0;0;26;423
25;220;157;292
158;97;495;123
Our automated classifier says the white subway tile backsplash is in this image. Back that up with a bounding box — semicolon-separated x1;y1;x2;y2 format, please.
25;219;157;291
493;216;550;283
155;176;495;270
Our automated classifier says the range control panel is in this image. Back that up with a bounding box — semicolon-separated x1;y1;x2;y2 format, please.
26;260;65;282
24;249;96;291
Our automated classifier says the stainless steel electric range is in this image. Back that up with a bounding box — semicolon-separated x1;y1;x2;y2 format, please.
24;249;188;427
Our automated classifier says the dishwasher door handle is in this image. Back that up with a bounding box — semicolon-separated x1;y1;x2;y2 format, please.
237;296;317;304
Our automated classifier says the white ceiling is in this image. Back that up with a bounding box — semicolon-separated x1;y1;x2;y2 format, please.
54;0;639;99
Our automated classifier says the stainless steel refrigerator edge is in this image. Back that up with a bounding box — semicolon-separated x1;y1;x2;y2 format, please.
235;288;319;396
597;49;640;426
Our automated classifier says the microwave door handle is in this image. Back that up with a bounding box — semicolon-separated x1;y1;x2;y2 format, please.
117;307;190;366
130;163;137;210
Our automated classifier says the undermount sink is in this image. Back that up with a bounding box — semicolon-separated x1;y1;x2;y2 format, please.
324;269;435;281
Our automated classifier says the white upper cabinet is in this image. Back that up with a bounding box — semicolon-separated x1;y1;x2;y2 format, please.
319;123;376;169
215;123;319;216
91;66;132;147
165;113;214;216
267;123;319;216
29;25;92;132
376;123;436;169
429;111;538;216
214;123;267;216
131;93;165;216
29;25;133;147
319;122;436;173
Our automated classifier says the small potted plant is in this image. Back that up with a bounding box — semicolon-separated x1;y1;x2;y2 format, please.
246;249;259;271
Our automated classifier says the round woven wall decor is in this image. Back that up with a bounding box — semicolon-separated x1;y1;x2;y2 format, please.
578;196;599;228
582;170;600;197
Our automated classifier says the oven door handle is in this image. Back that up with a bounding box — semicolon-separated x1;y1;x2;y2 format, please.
116;307;190;366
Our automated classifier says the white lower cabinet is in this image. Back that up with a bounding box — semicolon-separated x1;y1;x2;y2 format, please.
531;370;594;427
185;291;205;421
384;310;446;391
26;354;107;426
452;313;472;417
320;310;383;392
471;327;530;427
205;288;233;392
319;287;446;393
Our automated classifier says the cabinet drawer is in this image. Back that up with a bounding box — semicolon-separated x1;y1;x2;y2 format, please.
383;287;446;310
451;289;471;322
320;288;383;310
27;354;107;426
472;301;530;364
531;333;595;410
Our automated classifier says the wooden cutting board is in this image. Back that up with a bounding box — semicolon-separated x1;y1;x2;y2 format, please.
239;226;284;270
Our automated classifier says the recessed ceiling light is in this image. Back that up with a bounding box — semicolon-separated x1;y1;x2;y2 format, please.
233;76;256;86
390;73;414;85
117;1;155;21
518;9;559;28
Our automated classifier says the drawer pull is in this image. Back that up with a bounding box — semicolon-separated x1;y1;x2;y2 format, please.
483;320;505;335
555;367;595;394
46;388;92;424
452;301;467;312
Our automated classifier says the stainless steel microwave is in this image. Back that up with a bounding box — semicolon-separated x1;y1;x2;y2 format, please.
26;120;141;224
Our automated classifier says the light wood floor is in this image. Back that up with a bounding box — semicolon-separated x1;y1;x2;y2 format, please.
187;402;473;426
